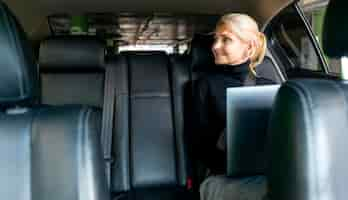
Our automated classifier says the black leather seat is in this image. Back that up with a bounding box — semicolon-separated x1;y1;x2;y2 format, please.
267;79;348;200
39;37;106;107
105;51;194;199
268;1;348;199
0;2;109;200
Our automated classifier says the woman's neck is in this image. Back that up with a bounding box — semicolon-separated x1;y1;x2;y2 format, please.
219;60;250;73
228;57;250;66
214;60;252;82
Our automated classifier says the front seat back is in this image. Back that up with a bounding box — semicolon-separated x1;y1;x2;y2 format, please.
268;79;348;200
0;2;109;200
268;0;348;199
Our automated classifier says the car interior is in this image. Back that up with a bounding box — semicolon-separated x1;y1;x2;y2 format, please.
0;0;346;199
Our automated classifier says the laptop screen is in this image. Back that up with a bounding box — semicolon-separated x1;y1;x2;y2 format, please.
226;85;280;176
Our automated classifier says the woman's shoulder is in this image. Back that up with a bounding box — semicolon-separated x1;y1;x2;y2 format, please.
194;74;227;96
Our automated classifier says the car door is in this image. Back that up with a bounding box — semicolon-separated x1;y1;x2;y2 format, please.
264;2;339;80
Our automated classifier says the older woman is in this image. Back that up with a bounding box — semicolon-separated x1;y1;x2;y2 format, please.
192;13;274;174
193;13;274;200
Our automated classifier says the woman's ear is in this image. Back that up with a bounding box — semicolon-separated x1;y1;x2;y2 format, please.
240;43;252;62
247;41;257;59
245;42;253;59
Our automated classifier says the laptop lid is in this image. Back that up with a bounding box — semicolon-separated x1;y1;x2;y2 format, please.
226;85;280;176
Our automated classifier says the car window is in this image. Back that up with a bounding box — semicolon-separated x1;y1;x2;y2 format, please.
300;0;341;75
265;4;326;75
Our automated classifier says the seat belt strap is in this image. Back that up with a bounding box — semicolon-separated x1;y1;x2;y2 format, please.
101;65;117;188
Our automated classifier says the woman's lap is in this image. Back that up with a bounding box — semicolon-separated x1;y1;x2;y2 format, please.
200;175;267;200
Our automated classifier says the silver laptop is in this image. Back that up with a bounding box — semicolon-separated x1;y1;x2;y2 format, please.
226;85;280;176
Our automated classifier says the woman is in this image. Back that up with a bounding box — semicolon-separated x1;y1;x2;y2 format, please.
192;13;275;175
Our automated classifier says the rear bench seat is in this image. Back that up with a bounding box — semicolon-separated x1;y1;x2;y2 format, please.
36;33;281;200
38;38;196;199
39;36;105;107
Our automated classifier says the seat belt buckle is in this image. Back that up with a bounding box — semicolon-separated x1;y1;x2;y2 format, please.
186;177;193;190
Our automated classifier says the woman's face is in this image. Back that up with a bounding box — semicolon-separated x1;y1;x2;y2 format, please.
212;24;251;65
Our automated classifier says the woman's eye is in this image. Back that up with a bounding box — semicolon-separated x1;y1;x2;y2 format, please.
222;37;232;43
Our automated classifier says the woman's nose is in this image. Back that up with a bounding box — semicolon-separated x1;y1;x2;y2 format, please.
212;41;221;51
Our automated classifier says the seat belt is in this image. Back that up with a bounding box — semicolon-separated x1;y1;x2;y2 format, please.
101;64;117;188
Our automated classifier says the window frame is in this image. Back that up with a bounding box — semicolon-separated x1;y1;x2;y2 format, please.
295;2;329;73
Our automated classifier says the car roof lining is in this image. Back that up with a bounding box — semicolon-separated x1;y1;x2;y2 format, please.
4;0;295;40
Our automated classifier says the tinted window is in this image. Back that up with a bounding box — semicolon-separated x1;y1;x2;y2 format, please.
300;0;342;75
265;4;326;74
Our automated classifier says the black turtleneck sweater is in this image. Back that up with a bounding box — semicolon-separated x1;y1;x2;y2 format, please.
192;61;275;174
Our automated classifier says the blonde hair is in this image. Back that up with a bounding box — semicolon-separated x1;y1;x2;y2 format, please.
216;13;267;76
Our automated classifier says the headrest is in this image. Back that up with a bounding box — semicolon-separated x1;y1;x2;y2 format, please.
226;85;280;177
268;79;348;200
39;37;105;70
323;0;348;57
0;2;39;106
189;34;215;71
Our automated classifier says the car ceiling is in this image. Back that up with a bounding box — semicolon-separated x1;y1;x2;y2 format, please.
3;0;295;40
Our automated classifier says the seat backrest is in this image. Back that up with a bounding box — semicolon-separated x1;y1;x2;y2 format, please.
267;1;348;199
39;37;105;107
0;105;108;200
108;51;191;195
0;3;109;200
268;79;348;200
